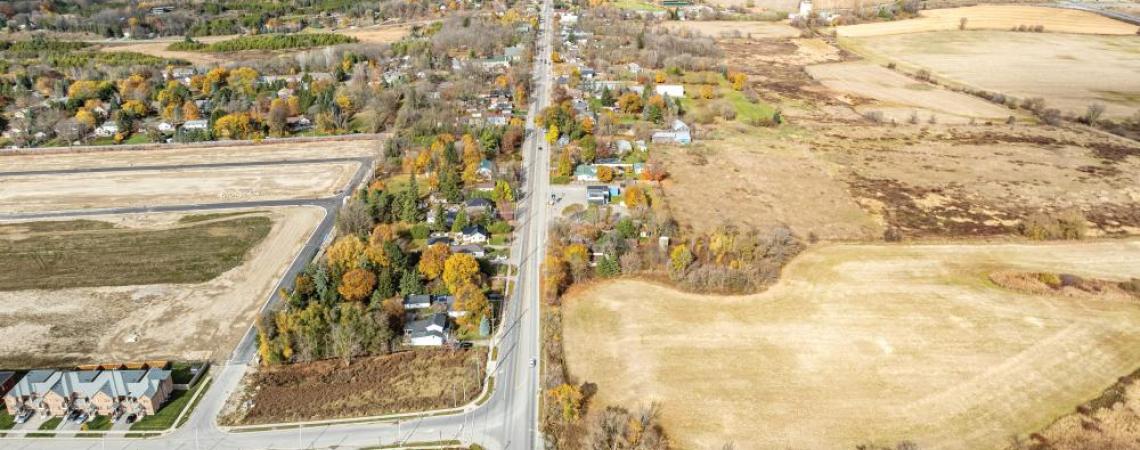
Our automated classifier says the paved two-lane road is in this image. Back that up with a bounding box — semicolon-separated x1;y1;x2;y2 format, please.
2;0;556;447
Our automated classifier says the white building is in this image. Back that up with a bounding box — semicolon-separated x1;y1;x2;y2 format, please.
655;84;685;98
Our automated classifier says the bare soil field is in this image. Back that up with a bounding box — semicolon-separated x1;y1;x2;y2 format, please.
836;5;1140;37
842;30;1140;119
805;61;1020;124
98;35;234;66
338;22;418;44
562;240;1140;450
659;20;800;39
227;349;486;425
0;206;324;368
0;139;380;173
0;161;358;213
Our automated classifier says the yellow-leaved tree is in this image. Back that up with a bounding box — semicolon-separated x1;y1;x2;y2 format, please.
326;235;366;272
442;253;480;293
418;244;451;281
338;268;376;302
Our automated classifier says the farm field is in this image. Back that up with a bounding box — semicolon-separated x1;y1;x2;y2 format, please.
562;240;1140;450
0;206;323;368
338;22;419;44
0;161;358;213
0;138;379;173
658;123;1140;240
224;349;487;425
841;30;1140;119
836;5;1140;38
659;20;800;39
805;61;1020;123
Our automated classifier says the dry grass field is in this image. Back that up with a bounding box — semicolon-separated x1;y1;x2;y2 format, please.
0;161;358;213
659;21;800;39
228;349;486;425
98;35;233;66
805;61;1019;123
659;123;1140;240
842;30;1140;119
562;240;1140;450
339;22;418;44
836;5;1140;37
0;207;323;368
0;139;380;173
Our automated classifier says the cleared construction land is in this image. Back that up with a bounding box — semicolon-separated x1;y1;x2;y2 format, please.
0;207;324;368
0;139;379;173
842;30;1140;119
836;5;1140;37
563;240;1140;450
0;161;357;213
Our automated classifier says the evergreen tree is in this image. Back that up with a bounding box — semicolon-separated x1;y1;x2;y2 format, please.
452;209;469;233
399;269;424;296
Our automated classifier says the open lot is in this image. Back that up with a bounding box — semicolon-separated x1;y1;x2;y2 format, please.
339;22;419;44
0;139;379;173
842;30;1140;119
563;240;1140;450
0;206;324;368
0;161;357;213
226;349;487;425
659;21;800;39
836;5;1140;38
0;213;271;290
98;34;232;66
805;61;1020;124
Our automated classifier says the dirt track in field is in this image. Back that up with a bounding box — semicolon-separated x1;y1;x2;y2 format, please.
837;5;1140;37
563;240;1140;450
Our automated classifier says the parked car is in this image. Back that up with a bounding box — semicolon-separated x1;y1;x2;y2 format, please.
126;414;138;424
75;413;89;424
66;410;80;422
458;341;474;349
14;409;32;424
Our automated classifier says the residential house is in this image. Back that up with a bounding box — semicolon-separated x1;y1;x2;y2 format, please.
427;235;454;246
655;84;685;98
3;369;172;418
459;225;490;245
587;185;610;205
94;122;119;138
154;122;175;134
0;372;16;398
403;294;433;310
651;119;692;145
404;313;449;346
464;198;494;216
181;120;209;133
574;164;598;182
504;45;525;62
476;160;494;179
614;139;633;155
450;244;486;258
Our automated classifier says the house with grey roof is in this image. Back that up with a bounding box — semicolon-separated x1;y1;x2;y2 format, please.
404;313;450;346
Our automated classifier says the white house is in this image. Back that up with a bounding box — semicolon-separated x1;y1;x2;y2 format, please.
181;120;209;132
156;122;175;133
405;313;449;346
651;119;692;145
94;122;119;138
655;84;685;98
459;225;490;245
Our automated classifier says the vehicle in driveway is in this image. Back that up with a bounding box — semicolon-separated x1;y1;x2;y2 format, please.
14;409;33;424
126;414;137;424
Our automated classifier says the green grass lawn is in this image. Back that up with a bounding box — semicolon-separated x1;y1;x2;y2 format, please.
28;417;62;437
490;234;510;245
129;385;196;432
0;409;14;431
169;362;207;385
0;215;271;291
76;415;114;436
